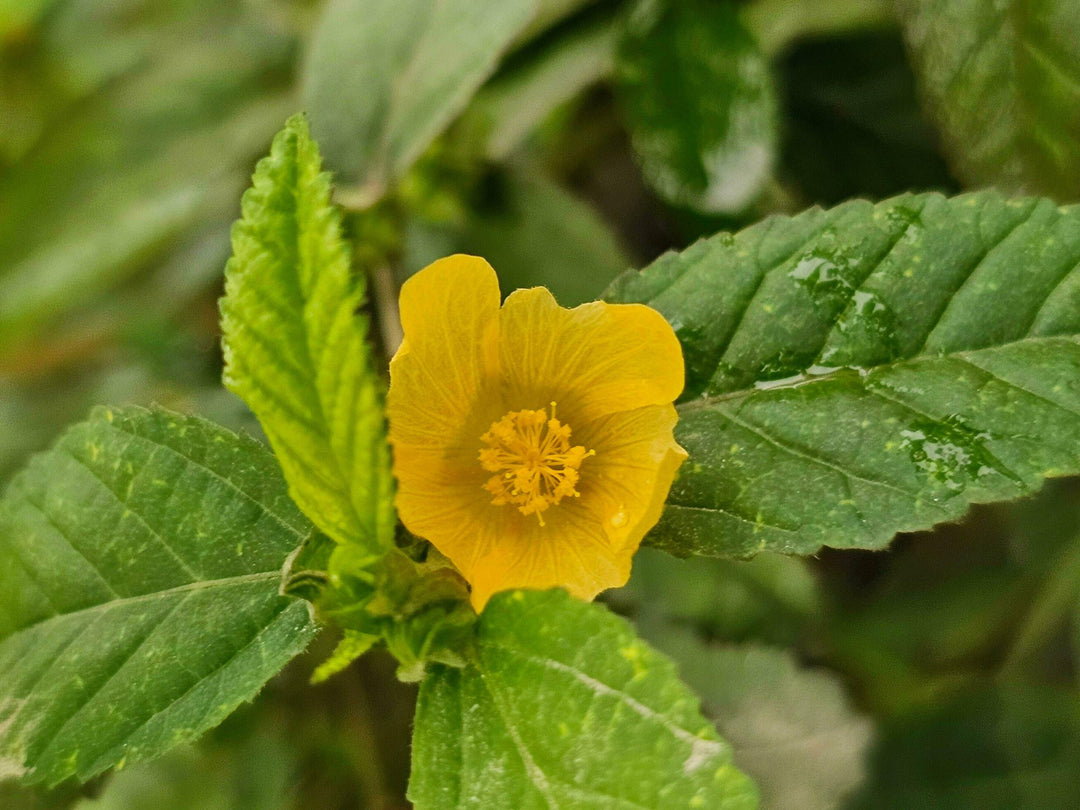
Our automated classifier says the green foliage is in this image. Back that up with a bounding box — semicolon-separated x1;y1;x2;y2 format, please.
0;0;298;356
221;114;395;556
301;0;538;201
608;191;1080;557
0;407;317;786
410;589;757;809
458;172;631;306
642;630;874;810
616;0;777;214
897;0;1080;199
852;685;1080;809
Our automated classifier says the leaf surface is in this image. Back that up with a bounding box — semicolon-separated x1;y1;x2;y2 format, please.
897;0;1080;198
409;589;758;809
642;630;873;810
0;407;317;786
606;191;1080;556
221;115;394;555
301;0;537;198
616;0;777;214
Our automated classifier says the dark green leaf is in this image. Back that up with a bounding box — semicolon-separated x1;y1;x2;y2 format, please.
780;31;955;204
616;0;778;214
0;407;317;785
221;115;395;556
410;589;758;809
897;0;1080;199
606;191;1080;557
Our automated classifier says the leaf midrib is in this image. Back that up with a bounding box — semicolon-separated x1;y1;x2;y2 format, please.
0;572;281;644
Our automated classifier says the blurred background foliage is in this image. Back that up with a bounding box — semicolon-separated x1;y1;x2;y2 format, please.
2;0;1079;807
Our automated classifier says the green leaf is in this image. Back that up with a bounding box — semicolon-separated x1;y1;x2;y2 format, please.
221;115;395;555
301;0;538;201
851;684;1080;809
0;0;297;355
605;191;1080;557
472;8;619;161
0;407;317;786
409;589;758;809
641;629;873;810
896;0;1080;199
616;0;778;214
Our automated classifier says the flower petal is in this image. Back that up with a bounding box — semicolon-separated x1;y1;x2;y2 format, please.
575;403;687;559
497;287;685;422
389;255;506;561
388;254;501;450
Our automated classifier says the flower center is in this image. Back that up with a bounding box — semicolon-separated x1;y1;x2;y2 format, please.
478;403;594;524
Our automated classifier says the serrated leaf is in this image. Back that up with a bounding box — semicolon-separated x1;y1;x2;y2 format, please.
409;589;758;810
606;191;1080;557
896;0;1080;199
0;407;317;786
616;0;778;214
221;115;395;555
301;0;538;199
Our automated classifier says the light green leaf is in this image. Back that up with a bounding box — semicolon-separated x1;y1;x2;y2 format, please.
409;589;758;809
301;0;538;201
221;115;395;555
896;0;1080;198
0;0;297;355
473;9;619;161
0;407;317;786
642;629;874;810
616;0;778;214
606;191;1080;557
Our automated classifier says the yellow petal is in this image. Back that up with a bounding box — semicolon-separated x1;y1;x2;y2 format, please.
576;403;687;560
497;287;685;423
388;254;502;450
389;255;506;566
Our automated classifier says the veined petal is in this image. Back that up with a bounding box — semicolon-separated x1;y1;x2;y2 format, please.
388;255;501;449
462;503;631;611
576;403;687;558
497;287;684;422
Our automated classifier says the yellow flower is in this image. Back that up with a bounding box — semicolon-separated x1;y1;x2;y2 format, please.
387;255;687;610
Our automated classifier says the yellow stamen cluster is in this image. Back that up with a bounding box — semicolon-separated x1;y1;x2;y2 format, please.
479;403;594;524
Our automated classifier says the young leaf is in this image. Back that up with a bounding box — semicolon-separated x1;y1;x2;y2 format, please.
896;0;1080;198
221;114;395;555
616;0;778;214
606;191;1080;557
409;589;758;809
301;0;538;200
0;407;317;786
